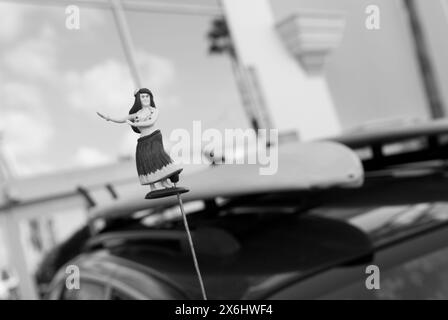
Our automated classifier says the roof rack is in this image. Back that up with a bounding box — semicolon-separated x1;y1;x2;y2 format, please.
325;119;448;171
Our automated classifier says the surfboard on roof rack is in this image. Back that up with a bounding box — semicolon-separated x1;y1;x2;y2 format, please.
89;140;364;223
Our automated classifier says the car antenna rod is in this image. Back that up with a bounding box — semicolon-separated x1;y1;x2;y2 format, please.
176;190;208;300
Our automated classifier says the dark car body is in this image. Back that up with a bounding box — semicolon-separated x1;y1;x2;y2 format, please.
44;120;448;299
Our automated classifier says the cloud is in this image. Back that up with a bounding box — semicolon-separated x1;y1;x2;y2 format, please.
0;110;53;177
0;112;52;156
0;5;105;82
134;51;176;89
0;2;105;45
0;3;25;43
0;82;47;113
0;6;177;177
2;27;57;81
65;51;177;117
65;59;134;115
0;5;111;177
119;131;138;157
74;146;113;167
0;17;57;177
0;80;54;176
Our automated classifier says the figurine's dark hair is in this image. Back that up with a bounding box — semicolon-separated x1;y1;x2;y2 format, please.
129;88;156;134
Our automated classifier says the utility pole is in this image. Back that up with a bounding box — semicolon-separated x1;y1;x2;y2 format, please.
403;0;445;118
109;0;142;88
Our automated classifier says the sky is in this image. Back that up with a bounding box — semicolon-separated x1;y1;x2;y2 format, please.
0;0;248;177
0;0;441;178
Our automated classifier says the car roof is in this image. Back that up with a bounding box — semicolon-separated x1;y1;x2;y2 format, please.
90;140;363;222
84;212;374;299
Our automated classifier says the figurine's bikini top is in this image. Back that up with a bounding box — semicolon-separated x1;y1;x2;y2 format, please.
136;107;154;122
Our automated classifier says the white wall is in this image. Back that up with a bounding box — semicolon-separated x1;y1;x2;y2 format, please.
271;0;431;130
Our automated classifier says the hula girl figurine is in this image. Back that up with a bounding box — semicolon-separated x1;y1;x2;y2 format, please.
98;88;206;299
97;88;188;199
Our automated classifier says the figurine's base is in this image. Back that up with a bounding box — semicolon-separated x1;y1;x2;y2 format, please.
145;187;189;199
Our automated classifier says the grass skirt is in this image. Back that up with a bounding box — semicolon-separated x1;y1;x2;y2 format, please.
136;130;181;185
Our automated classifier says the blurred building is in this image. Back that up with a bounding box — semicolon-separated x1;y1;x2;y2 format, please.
223;0;448;139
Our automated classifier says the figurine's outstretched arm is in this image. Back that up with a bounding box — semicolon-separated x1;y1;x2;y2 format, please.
97;112;137;123
127;108;159;127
